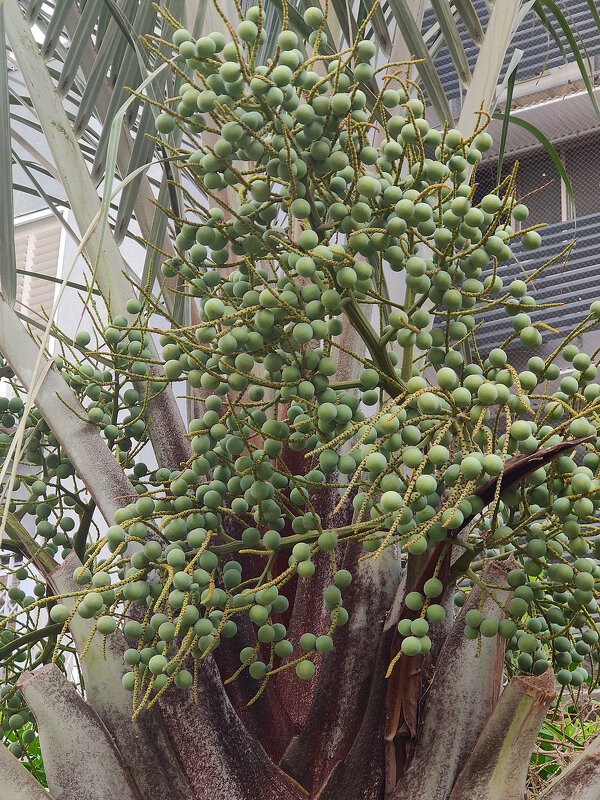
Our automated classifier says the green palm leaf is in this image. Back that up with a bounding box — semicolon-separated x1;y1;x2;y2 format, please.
0;6;17;307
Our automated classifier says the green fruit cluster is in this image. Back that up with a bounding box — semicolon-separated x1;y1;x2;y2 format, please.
134;11;600;693
0;685;40;764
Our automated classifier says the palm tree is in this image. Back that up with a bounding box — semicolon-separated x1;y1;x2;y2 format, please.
1;2;600;799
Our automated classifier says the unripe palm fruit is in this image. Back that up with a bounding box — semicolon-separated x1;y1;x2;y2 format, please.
296;660;316;679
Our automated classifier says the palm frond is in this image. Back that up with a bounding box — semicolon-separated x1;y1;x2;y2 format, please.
0;6;17;307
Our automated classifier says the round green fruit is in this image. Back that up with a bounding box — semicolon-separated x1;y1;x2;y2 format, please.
156;113;176;134
401;636;422;656
304;7;324;28
50;604;70;624
423;578;443;598
296;660;316;679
